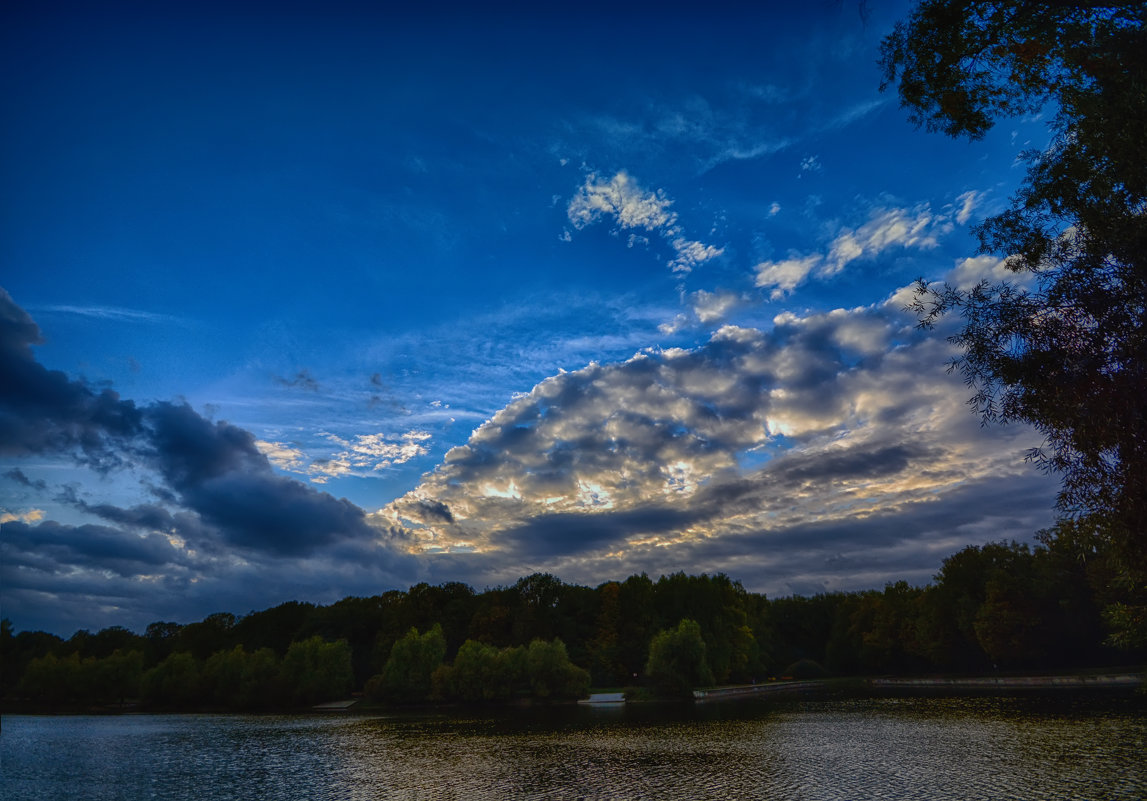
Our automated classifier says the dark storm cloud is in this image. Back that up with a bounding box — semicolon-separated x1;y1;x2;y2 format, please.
418;471;1057;600
78;501;181;533
181;472;374;555
1;520;186;576
487;442;942;561
0;288;144;469
64;498;226;555
669;471;1059;595
144;401;267;488
1;520;420;635
0;288;391;560
407;498;454;525
498;505;707;558
684;442;938;521
778;443;927;483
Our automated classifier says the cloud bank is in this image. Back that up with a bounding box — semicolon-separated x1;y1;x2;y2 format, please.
386;294;1055;592
1;288;415;632
2;283;1055;633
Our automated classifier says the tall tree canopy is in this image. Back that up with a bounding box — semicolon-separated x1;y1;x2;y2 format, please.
881;1;1146;575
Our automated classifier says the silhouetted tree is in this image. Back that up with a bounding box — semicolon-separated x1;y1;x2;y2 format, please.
884;1;1147;585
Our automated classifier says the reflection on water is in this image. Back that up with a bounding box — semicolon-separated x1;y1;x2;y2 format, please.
3;694;1144;800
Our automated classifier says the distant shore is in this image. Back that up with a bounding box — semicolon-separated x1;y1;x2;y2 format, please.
691;672;1145;702
870;673;1144;690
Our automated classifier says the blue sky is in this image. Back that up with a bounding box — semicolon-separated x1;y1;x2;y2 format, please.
2;1;1059;634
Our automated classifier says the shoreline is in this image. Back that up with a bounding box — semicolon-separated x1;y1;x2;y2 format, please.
691;672;1145;702
4;671;1143;716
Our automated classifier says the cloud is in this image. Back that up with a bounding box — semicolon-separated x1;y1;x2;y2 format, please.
1;288;145;469
754;254;823;300
690;290;744;325
954;190;982;225
255;440;308;472
669;239;724;274
387;299;1053;572
567;171;723;275
4;468;47;492
260;432;431;486
0;288;409;564
571;97;793;175
2;520;188;577
825;205;948;275
30;304;184;325
1;287;1057;633
567;171;676;232
307;430;432;481
1;508;45;524
945;254;1020;290
273;369;320;392
754;201;962;298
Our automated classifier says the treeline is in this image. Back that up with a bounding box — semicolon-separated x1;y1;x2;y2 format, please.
2;535;1143;709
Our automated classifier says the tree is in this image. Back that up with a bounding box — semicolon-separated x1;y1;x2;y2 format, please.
141;651;202;707
367;624;447;704
18;652;85;706
644;619;714;698
588;581;625;685
175;612;236;660
525;638;590;701
439;639;518;703
92;649;143;705
883;2;1147;580
279;636;353;706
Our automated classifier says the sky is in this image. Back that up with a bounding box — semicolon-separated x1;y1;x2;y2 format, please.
1;1;1061;635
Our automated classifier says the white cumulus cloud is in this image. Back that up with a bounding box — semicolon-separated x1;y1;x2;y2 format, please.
567;171;723;275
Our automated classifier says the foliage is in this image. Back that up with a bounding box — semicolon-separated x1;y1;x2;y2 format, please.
200;645;285;709
18;652;87;705
427;636;588;704
884;1;1147;579
1103;603;1147;651
436;639;523;703
367;624;447;704
880;1;1143;139
280;636;354;706
141;651;201;707
526;638;590;701
644;619;715;698
652;572;760;683
5;555;1144;711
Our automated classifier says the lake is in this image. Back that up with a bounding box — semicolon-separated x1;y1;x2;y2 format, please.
3;693;1144;800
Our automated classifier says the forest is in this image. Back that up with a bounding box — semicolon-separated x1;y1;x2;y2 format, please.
2;528;1143;711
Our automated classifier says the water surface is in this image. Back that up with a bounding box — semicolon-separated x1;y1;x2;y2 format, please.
3;694;1144;800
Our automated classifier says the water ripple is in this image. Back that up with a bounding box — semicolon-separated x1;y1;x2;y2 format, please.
3;696;1143;800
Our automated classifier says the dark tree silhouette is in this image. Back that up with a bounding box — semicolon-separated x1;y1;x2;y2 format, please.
882;3;1147;619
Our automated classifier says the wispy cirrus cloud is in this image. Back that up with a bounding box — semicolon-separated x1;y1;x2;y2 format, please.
754;195;983;299
31;304;187;325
